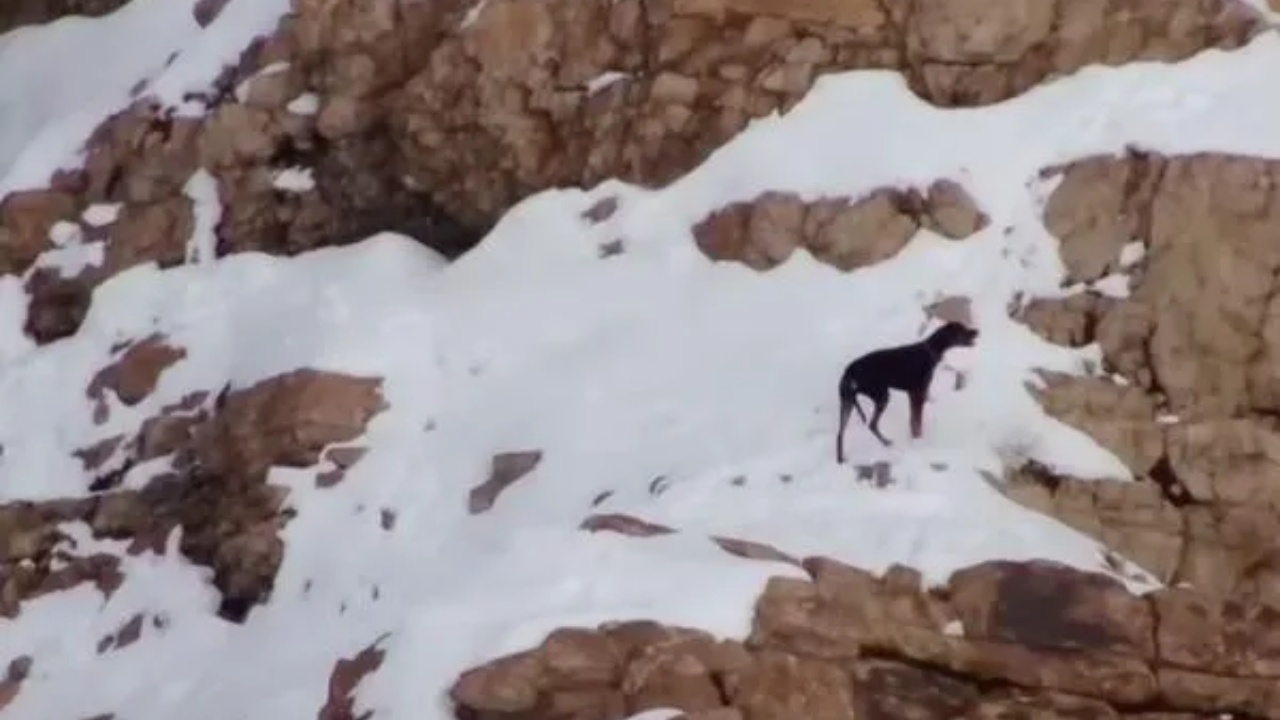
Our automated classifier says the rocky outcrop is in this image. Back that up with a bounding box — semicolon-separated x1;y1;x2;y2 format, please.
0;368;387;623
451;557;1280;719
1;0;1262;337
1003;150;1280;604
390;0;1259;226
693;183;987;271
0;0;128;36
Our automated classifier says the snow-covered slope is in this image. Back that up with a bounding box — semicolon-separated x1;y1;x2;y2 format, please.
0;0;287;197
5;3;1280;720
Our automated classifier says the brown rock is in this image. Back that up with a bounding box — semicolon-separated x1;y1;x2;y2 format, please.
90;492;153;539
324;445;368;469
0;0;129;34
318;636;388;720
87;334;187;411
622;633;741;715
851;659;979;719
580;513;676;537
1028;371;1164;477
202;369;387;475
135;411;203;461
1043;150;1162;285
582;196;620;224
0;655;31;714
22;268;94;345
199;103;282;169
1018;292;1113;348
724;648;858;720
74;435;126;471
922;179;988;239
193;0;231;28
970;689;1120;719
451;650;546;714
948;560;1154;658
906;0;1055;63
106;197;195;274
379;508;396;530
710;536;802;568
540;627;621;687
469;450;543;514
0;189;78;276
120;118;204;204
694;188;936;272
111;612;145;650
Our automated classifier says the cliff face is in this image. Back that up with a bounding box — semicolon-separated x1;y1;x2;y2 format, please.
4;0;1280;719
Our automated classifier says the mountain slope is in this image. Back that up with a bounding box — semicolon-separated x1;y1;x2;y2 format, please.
4;2;1280;720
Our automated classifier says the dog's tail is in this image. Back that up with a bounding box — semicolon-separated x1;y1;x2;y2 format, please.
836;382;867;464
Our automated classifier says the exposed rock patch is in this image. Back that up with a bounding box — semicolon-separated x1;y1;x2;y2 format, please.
21;267;95;345
579;512;677;537
1;369;387;623
192;0;229;28
317;636;389;720
469;450;544;514
86;333;188;422
0;509;125;618
3;0;1260;298
0;0;129;36
1007;149;1280;606
392;0;1259;225
96;611;145;654
710;536;802;568
0;189;80;277
450;557;1280;719
693;183;987;271
0;656;32;714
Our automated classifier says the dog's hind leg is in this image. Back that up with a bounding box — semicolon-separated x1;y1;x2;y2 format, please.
835;393;863;464
865;387;892;447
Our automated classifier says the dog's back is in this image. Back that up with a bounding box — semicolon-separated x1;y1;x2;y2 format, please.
842;341;934;392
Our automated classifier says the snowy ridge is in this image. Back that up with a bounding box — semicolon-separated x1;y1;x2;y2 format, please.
4;4;1280;720
0;0;290;197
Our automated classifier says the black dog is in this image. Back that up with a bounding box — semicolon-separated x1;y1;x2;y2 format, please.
835;321;978;463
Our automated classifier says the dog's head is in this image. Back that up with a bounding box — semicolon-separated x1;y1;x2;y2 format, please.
932;321;979;349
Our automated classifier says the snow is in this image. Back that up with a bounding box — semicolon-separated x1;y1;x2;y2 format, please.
459;0;491;29
183;169;221;265
4;6;1280;720
0;0;290;195
82;203;123;227
47;220;81;247
1092;273;1132;298
1118;240;1146;268
286;92;321;116
271;166;316;193
587;71;630;95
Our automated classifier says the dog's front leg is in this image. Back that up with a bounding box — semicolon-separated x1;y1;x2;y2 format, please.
908;389;926;439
